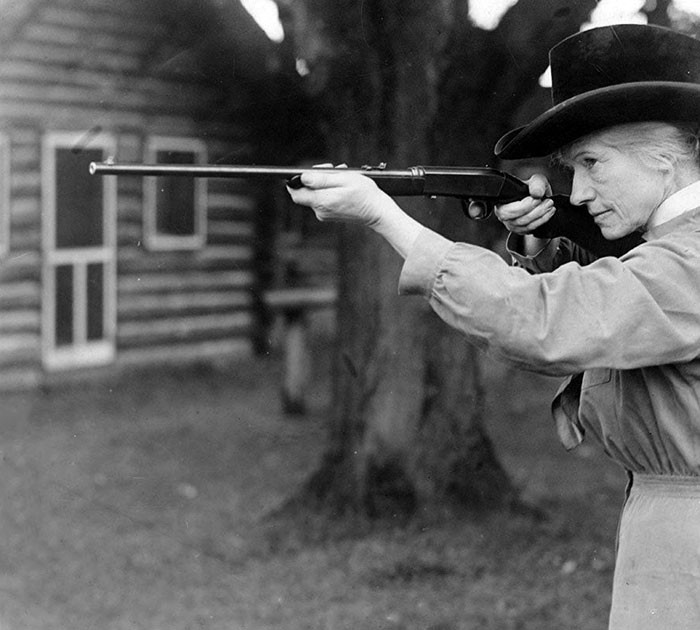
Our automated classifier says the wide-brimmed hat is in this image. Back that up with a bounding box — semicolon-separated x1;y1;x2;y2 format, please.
494;24;700;159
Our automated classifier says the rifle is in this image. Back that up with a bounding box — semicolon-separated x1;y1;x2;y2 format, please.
89;162;644;258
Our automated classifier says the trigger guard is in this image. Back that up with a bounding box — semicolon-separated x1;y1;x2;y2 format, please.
462;199;491;220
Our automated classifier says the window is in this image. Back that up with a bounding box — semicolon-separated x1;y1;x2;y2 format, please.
144;137;207;250
0;134;9;258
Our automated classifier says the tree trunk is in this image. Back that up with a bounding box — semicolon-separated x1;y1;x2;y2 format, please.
282;0;597;519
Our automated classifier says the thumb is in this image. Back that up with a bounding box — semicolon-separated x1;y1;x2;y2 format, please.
527;174;552;199
299;170;334;189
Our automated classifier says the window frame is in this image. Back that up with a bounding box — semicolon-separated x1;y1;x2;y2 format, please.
143;136;208;251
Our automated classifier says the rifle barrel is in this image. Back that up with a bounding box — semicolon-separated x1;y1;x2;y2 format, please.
89;162;420;179
89;163;305;178
89;162;432;196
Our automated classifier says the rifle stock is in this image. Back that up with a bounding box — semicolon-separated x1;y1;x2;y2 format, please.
89;162;644;258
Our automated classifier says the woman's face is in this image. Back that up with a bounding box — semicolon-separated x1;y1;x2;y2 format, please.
564;134;668;239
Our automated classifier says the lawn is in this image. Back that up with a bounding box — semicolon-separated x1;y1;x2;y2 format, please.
0;349;626;629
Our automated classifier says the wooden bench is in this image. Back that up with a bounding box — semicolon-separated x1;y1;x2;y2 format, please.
263;286;337;414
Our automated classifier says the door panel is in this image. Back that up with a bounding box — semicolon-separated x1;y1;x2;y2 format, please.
54;264;74;347
55;148;104;248
86;262;105;341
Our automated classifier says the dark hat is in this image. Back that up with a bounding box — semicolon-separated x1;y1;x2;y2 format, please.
494;24;700;159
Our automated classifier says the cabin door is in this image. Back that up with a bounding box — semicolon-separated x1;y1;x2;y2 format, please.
42;132;117;371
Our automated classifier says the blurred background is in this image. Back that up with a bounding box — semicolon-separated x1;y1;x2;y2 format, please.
0;0;698;628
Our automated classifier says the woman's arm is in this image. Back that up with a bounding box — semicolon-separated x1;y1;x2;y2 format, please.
288;169;560;260
287;168;700;374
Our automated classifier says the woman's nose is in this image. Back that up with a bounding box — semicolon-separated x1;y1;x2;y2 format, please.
569;171;595;206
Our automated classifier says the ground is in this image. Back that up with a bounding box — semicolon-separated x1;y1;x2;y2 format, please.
0;347;626;630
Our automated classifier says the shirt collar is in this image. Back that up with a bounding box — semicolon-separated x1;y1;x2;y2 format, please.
646;179;700;230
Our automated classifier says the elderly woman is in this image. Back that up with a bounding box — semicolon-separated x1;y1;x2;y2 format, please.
288;23;700;629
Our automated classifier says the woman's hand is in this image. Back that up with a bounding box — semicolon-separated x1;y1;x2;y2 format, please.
286;167;390;228
286;164;424;259
494;174;556;235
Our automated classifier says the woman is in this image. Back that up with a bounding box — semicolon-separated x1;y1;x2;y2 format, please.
288;24;700;629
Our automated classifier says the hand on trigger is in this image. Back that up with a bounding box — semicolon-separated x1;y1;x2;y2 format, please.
494;173;556;235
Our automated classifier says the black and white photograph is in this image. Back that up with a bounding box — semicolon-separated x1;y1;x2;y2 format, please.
1;0;699;628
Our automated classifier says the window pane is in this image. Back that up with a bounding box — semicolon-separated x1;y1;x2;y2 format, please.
56;148;104;248
55;265;73;346
155;150;195;236
87;263;104;341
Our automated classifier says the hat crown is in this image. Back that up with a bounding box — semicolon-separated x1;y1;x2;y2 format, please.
550;24;700;105
495;24;700;159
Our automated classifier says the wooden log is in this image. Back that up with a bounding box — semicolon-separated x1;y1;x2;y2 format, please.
118;269;253;293
117;311;252;347
116;337;252;369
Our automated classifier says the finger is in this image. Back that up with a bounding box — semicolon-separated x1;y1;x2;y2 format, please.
494;200;530;222
526;174;552;199
286;181;325;204
298;170;335;189
523;206;557;232
299;169;357;190
495;196;548;222
512;208;557;234
503;205;556;234
285;185;313;205
313;162;333;168
509;199;555;227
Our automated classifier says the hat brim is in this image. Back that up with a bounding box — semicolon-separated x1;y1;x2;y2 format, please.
495;82;700;159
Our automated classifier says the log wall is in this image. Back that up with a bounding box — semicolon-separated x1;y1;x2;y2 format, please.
0;0;273;388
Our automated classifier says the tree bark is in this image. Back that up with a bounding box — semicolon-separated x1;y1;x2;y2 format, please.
281;0;598;519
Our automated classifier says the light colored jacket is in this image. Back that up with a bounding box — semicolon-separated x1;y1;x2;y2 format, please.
398;200;700;474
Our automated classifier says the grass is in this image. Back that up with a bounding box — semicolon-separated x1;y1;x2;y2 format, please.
0;350;627;629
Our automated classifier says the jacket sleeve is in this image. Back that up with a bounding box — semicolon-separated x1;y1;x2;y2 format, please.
398;228;700;376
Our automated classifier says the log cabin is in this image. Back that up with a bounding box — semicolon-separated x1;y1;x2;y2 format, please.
0;0;324;390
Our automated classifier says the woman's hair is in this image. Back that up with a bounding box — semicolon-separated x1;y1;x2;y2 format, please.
555;121;700;171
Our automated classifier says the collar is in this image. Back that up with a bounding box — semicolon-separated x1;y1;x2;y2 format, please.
644;205;700;243
646;179;700;230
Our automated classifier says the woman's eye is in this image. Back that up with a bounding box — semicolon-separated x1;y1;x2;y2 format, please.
582;157;598;169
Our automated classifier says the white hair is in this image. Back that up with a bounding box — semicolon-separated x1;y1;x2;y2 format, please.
555;122;700;171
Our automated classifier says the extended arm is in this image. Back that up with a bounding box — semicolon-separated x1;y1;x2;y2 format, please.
288;169;700;375
288;169;561;261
